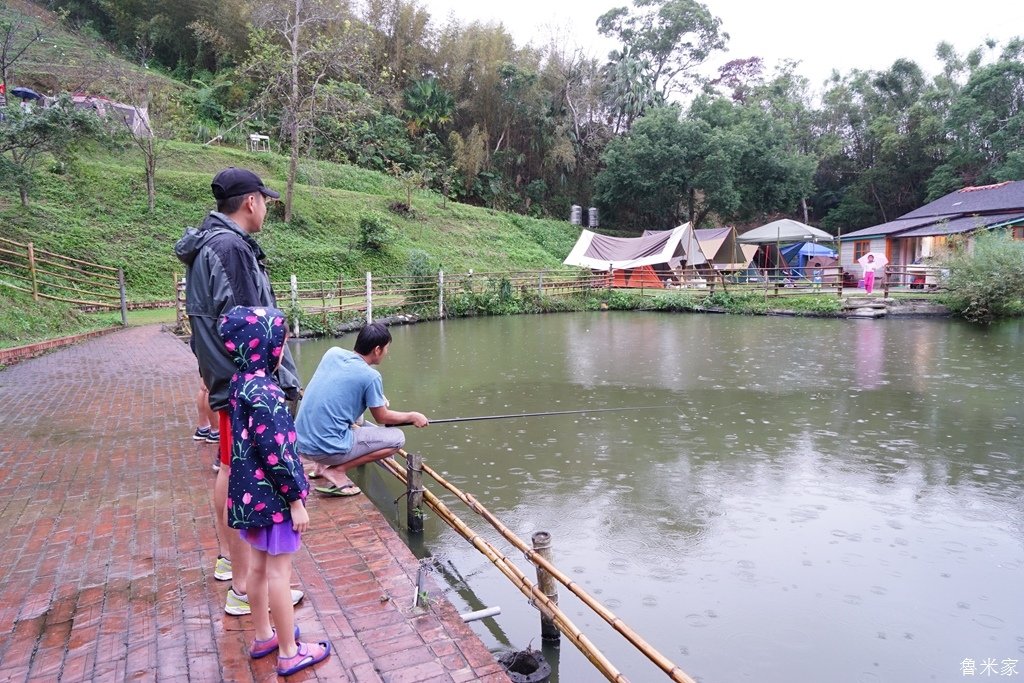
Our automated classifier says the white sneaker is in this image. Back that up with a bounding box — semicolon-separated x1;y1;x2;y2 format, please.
224;587;304;616
214;555;232;581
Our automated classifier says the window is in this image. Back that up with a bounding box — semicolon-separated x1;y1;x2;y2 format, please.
853;240;870;261
1013;226;1024;241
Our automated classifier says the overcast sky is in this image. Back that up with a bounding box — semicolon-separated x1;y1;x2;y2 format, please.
419;0;1024;90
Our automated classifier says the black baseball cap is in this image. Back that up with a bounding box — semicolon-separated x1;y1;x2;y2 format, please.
211;167;281;200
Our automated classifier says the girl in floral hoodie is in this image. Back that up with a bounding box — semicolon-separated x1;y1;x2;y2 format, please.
219;306;331;676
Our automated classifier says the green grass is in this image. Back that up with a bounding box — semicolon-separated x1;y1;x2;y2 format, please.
3;0;181;98
0;140;580;303
0;289;120;348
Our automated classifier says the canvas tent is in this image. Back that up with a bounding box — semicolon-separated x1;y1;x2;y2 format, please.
779;242;837;271
563;223;705;288
737;219;834;243
72;94;152;137
693;227;755;270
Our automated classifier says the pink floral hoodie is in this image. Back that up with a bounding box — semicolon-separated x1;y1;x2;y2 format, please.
219;306;308;529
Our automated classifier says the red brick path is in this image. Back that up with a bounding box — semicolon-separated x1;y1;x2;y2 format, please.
0;325;510;683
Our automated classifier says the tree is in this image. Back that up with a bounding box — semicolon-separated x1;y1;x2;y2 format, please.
402;78;454;136
600;46;660;131
0;95;100;205
596;0;727;99
815;59;947;231
594;99;813;229
0;4;41;98
246;0;361;222
928;42;1024;195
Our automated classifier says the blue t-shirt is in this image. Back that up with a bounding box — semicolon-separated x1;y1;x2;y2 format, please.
295;347;387;456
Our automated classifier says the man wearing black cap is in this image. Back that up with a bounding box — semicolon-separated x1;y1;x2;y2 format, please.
175;167;304;616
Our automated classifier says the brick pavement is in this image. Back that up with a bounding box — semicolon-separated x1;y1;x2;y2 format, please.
0;325;511;683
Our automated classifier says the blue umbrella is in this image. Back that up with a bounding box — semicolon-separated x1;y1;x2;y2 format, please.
10;87;42;101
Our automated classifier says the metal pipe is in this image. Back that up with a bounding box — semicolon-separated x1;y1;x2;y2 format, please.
460;606;501;623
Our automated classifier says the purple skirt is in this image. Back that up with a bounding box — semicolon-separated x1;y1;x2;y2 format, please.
240;521;302;555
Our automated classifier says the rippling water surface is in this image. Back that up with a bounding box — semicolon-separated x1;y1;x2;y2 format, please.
290;313;1024;683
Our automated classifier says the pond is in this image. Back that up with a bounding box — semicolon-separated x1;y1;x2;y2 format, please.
289;312;1024;683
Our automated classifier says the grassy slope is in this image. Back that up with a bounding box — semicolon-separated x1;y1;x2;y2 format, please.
3;0;178;97
0;140;581;300
0;1;580;328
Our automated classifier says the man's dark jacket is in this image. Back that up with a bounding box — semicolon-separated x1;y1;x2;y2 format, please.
174;212;299;411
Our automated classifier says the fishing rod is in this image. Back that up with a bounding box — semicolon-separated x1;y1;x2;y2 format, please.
391;405;663;426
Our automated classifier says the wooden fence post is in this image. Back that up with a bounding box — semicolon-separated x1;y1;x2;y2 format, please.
320;281;328;329
27;242;38;301
338;275;344;313
117;268;128;326
531;531;560;642
175;274;185;330
290;275;300;336
438;270;444;319
366;271;373;324
406;451;424;534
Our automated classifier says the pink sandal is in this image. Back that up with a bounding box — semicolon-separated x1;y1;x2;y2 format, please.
249;625;300;659
277;640;331;676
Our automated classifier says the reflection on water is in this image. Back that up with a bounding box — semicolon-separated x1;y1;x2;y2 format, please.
291;313;1024;683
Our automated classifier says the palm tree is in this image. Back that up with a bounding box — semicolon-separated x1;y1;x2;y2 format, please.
402;78;455;136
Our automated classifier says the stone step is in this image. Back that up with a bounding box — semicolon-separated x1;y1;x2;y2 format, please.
849;307;887;318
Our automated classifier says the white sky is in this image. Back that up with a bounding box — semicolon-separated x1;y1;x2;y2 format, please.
419;0;1024;90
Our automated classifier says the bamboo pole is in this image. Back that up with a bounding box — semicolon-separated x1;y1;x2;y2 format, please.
398;450;697;683
380;457;631;683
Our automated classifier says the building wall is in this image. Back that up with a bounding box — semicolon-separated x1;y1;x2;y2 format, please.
838;237;886;273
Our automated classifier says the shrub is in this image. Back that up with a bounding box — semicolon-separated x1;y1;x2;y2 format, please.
358;211;393;251
939;231;1024;323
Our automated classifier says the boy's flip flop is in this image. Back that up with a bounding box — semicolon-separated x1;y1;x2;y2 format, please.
314;484;361;497
276;640;331;676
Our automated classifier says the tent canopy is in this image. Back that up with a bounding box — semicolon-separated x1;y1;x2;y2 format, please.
563;223;705;270
738;219;833;243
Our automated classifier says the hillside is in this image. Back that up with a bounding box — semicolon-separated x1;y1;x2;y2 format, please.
0;140;582;300
1;0;179;99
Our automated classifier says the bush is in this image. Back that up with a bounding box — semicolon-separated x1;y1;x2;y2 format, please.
939;231;1024;323
358;211;393;251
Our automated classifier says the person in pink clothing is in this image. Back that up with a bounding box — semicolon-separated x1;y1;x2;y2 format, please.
219;305;331;676
862;254;878;294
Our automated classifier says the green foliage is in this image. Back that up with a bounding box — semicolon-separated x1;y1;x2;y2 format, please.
596;0;727;98
402;78;455;136
0;95;102;205
647;291;703;311
927;58;1024;191
595;99;814;227
358;211;393;251
0;288;112;348
603;289;648;310
939;231;1024;323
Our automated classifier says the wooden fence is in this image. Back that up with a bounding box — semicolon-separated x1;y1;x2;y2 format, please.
270;269;611;324
0;236;127;324
174;262;950;334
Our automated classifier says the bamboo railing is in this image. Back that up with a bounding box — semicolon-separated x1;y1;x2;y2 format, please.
0;236;127;324
387;449;699;683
